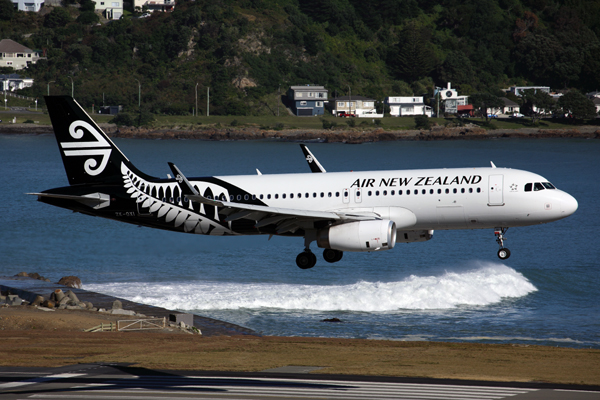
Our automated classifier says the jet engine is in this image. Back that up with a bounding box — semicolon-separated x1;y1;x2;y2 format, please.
397;230;434;243
317;220;397;252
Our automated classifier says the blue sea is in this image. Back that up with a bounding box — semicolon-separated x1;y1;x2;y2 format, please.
1;134;599;348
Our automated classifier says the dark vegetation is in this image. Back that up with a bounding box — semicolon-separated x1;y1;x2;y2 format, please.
2;0;599;119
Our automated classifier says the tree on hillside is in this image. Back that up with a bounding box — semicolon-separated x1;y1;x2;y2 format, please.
0;0;14;21
469;93;504;122
394;22;437;82
520;89;555;123
44;7;72;28
557;90;597;121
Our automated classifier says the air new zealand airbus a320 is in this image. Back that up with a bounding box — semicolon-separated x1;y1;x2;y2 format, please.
30;96;578;269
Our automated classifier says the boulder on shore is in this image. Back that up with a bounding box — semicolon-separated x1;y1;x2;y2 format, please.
58;276;82;289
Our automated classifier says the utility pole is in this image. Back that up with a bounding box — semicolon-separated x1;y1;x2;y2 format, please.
277;84;280;117
69;76;74;98
207;87;210;116
47;81;55;96
348;85;351;115
195;82;198;117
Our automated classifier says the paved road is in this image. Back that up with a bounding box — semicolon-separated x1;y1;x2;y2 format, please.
1;364;599;400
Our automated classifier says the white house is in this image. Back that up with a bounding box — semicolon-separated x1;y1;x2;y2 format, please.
0;39;44;70
385;96;433;117
0;74;34;91
330;95;382;117
487;98;521;116
10;0;44;12
92;0;123;19
134;0;175;12
435;82;469;114
507;86;550;97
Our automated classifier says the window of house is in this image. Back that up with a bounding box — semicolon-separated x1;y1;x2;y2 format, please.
338;102;345;107
316;102;323;107
300;101;307;106
308;92;314;97
112;1;119;5
297;92;303;97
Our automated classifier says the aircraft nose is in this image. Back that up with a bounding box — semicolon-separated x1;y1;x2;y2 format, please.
561;192;578;216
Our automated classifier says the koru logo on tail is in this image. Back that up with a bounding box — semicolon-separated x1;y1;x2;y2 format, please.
60;120;112;176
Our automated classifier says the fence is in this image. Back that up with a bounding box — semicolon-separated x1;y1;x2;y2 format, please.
117;318;166;331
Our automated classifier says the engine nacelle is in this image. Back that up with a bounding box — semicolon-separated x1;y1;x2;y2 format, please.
397;230;434;243
317;220;397;252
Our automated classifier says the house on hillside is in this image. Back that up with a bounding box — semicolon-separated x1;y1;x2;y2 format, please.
287;85;328;116
134;0;175;12
435;83;469;115
508;86;550;97
92;0;123;19
487;98;521;116
0;39;44;70
0;74;34;91
10;0;44;12
385;96;433;117
330;95;380;117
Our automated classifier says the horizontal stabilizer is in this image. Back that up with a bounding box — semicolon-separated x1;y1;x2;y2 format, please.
27;192;110;209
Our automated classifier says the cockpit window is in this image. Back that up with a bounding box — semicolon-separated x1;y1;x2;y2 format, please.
534;182;545;191
525;183;532;192
542;182;556;189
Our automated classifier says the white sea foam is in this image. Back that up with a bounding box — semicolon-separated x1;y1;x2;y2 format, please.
85;261;537;312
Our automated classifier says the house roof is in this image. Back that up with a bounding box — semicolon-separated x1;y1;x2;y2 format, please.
501;97;519;106
332;96;375;101
0;39;34;54
289;85;327;91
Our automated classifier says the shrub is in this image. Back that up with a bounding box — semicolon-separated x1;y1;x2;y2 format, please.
414;115;431;129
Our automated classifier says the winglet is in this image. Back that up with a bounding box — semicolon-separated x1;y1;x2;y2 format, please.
167;162;199;196
490;161;497;168
167;162;225;207
300;144;326;173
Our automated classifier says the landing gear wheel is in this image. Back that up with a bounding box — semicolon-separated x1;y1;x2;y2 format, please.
296;251;317;269
323;249;343;263
497;248;511;260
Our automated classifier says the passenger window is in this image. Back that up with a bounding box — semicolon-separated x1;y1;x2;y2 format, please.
534;182;545;191
313;193;317;198
244;194;249;200
461;188;465;193
305;193;309;198
437;189;441;194
469;188;473;193
260;194;264;200
398;190;403;195
343;191;348;197
328;192;332;197
453;188;457;194
445;189;449;194
375;190;380;196
407;190;411;195
391;190;395;195
422;189;426;195
477;188;481;193
368;191;372;196
290;193;293;199
320;192;324;198
282;194;285;199
430;189;434;194
336;192;340;197
267;194;271;199
383;190;387;196
252;194;256;200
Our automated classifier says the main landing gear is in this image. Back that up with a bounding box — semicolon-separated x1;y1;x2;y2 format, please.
295;233;344;269
495;227;511;260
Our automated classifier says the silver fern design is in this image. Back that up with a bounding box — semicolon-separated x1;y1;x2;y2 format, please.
121;163;234;235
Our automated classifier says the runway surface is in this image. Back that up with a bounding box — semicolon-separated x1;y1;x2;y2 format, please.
1;364;599;400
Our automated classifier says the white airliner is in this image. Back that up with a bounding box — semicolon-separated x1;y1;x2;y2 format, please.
31;96;578;269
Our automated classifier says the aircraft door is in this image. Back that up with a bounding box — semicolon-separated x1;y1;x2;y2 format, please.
354;188;362;203
488;174;504;206
342;188;350;204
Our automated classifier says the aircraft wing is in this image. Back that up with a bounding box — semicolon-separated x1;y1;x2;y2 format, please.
168;163;379;234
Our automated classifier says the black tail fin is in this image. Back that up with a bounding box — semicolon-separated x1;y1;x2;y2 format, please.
44;96;154;185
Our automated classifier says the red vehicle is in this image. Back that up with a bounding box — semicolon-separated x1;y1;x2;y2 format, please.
337;111;356;118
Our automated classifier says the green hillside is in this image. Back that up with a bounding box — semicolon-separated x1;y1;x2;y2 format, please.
2;0;600;116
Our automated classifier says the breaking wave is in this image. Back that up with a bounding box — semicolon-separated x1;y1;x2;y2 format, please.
85;261;537;312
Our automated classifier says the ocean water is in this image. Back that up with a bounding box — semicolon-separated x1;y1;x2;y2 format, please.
1;134;598;348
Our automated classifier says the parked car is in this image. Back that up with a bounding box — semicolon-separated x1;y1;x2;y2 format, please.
337;111;356;118
510;113;524;118
487;114;498;118
458;113;471;118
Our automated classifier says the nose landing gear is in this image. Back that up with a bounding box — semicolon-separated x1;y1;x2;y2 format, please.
495;227;511;260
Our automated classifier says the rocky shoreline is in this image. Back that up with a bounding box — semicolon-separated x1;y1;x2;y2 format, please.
1;123;599;143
